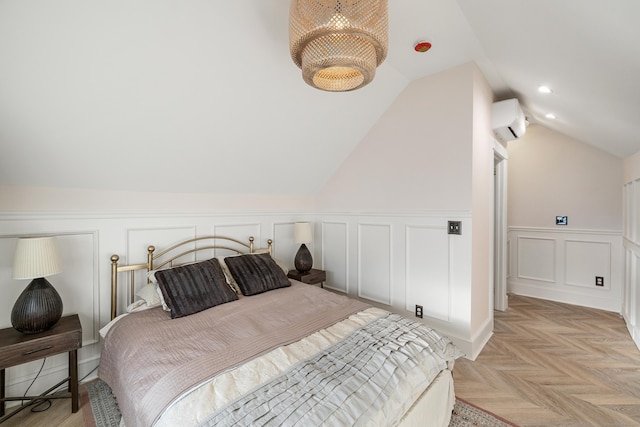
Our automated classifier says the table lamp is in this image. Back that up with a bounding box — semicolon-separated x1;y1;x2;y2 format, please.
293;222;313;273
11;236;63;334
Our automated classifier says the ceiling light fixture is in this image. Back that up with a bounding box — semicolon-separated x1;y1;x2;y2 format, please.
545;113;557;119
538;85;552;94
289;0;388;92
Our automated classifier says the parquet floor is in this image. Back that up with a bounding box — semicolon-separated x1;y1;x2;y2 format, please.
454;294;640;426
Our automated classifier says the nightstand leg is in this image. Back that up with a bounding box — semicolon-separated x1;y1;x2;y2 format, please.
69;350;78;412
1;368;4;417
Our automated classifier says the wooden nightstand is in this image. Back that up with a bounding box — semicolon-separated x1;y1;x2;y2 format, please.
288;269;327;288
0;314;82;423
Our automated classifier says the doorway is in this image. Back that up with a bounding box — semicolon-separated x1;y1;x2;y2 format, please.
493;141;508;311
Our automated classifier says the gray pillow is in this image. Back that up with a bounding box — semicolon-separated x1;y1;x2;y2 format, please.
155;258;238;319
224;253;291;296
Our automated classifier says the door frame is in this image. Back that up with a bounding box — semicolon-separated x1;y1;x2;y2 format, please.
493;140;508;311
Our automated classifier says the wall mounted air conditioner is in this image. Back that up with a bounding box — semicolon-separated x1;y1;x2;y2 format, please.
492;98;526;142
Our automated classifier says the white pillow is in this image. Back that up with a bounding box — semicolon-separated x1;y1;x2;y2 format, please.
136;282;161;307
156;284;171;312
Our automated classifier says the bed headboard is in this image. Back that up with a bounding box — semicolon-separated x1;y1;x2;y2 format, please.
109;236;272;320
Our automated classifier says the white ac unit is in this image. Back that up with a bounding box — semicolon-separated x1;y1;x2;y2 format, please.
492;98;526;142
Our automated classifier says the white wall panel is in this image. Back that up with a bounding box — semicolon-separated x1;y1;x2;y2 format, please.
517;237;556;282
322;222;348;293
565;240;611;289
125;227;196;306
509;227;622;313
358;224;392;305
272;222;296;270
406;225;450;321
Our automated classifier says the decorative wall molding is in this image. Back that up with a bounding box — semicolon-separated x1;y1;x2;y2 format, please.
509;227;622;313
321;221;349;294
405;224;451;322
0;208;483;395
357;223;392;305
516;236;556;283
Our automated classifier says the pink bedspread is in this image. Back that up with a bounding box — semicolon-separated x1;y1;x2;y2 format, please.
99;283;368;427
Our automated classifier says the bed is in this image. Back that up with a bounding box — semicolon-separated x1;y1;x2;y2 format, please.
99;236;462;427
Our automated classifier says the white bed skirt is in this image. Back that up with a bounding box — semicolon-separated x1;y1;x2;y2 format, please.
398;368;455;427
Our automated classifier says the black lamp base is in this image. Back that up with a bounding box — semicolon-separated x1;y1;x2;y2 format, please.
11;277;63;334
294;243;313;273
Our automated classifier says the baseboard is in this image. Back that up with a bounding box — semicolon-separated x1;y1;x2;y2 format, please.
509;282;621;313
624;314;640;352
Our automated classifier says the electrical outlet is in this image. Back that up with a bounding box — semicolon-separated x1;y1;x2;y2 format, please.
448;221;461;235
415;304;423;318
595;276;604;287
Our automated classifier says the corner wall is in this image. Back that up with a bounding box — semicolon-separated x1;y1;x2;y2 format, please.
622;151;640;349
316;62;494;359
507;124;623;312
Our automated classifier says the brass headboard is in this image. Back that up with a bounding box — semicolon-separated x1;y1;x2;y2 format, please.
109;236;272;320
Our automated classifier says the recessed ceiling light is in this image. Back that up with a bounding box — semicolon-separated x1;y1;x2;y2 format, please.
538;85;552;94
545;113;557;119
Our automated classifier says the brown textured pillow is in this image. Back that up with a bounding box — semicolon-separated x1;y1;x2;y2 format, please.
155;258;238;319
224;253;291;296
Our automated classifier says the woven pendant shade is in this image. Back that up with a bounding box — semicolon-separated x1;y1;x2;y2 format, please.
289;0;388;92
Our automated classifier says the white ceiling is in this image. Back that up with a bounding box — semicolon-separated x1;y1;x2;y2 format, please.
0;1;637;196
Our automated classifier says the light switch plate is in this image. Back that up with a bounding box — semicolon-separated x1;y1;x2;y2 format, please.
448;221;461;235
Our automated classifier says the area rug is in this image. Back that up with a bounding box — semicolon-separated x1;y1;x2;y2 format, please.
82;379;519;427
450;398;520;427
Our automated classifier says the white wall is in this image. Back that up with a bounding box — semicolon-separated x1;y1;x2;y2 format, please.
316;64;474;212
507;124;624;312
317;62;495;359
622;152;640;349
508;124;622;230
470;64;495;345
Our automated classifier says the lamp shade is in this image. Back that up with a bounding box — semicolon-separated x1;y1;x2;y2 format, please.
294;222;313;244
289;0;388;91
13;236;62;280
11;236;63;334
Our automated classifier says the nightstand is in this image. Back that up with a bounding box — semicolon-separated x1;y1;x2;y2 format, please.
0;314;82;423
288;269;327;288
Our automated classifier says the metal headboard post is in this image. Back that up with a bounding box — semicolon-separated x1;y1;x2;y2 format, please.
147;246;156;284
110;255;119;322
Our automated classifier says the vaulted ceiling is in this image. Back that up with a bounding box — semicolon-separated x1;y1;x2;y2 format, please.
1;1;637;196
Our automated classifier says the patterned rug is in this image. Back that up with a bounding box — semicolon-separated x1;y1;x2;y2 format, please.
81;379;519;427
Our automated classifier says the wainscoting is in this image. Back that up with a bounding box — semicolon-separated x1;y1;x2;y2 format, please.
508;227;623;313
319;212;480;357
0;209;485;401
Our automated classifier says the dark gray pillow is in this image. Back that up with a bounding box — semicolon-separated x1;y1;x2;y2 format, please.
155;258;238;319
224;253;291;296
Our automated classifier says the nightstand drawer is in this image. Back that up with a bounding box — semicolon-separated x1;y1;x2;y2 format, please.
304;273;326;285
0;315;82;369
288;269;326;286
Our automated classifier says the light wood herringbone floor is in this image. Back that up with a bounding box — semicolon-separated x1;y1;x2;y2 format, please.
454;294;640;427
4;294;639;426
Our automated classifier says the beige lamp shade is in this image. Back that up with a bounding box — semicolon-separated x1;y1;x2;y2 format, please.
12;236;62;279
294;222;313;244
